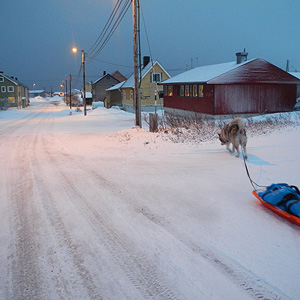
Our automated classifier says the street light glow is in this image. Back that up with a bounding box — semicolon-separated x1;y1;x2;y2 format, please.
72;47;78;53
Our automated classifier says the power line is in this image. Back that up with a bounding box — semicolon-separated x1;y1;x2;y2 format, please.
90;57;133;69
87;0;123;55
87;0;131;64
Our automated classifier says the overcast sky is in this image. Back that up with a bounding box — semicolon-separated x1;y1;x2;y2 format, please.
1;0;300;92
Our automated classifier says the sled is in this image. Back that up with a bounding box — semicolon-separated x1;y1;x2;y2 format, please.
253;190;300;227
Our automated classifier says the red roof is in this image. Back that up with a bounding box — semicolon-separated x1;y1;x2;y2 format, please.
163;58;300;85
208;58;300;84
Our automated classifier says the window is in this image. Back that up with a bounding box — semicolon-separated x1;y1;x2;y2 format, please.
0;77;4;82
199;85;204;97
164;85;168;96
193;85;198;97
180;85;184;97
123;90;126;100
168;85;173;96
158;90;163;99
8;86;14;92
130;90;133;100
1;86;6;93
185;85;189;97
151;73;162;83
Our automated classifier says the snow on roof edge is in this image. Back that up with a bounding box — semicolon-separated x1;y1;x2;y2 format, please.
162;58;258;85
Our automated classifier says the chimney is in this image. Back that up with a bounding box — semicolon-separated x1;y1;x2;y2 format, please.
0;71;3;74
143;56;150;68
236;49;248;64
103;71;106;76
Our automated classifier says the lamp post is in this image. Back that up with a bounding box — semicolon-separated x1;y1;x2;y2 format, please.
65;80;68;104
72;47;87;116
69;74;72;109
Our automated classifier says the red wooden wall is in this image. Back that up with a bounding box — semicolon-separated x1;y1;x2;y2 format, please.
164;85;214;114
214;84;297;114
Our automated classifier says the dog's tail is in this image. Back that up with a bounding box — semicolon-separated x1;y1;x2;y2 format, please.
231;117;246;134
237;118;246;134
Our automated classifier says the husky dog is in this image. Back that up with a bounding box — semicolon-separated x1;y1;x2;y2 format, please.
218;117;248;159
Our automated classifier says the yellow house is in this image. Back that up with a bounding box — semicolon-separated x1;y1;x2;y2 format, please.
118;60;171;112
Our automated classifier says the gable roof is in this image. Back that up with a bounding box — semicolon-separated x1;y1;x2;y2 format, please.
106;80;125;91
0;74;28;87
111;70;127;82
122;61;171;89
93;73;119;84
162;58;300;85
289;72;300;80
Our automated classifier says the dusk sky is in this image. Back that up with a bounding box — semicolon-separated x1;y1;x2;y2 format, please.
1;0;300;92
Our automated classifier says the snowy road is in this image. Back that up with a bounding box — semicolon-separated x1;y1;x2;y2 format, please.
0;100;299;300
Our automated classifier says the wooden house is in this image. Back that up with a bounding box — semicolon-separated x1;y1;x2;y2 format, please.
162;52;300;118
106;81;125;108
29;89;46;98
0;72;29;109
114;58;170;112
289;72;300;99
92;72;121;104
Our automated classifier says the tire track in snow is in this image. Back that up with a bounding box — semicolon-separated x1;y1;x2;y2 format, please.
41;137;180;300
6;132;45;299
30;136;104;300
57;160;291;300
38;114;291;300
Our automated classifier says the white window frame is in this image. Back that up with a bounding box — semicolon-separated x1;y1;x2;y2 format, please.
122;90;126;100
151;73;162;83
0;77;4;82
1;86;6;93
8;86;14;92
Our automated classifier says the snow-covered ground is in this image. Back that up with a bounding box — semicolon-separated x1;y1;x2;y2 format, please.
1;97;300;300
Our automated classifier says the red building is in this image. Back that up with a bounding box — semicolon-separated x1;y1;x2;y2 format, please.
162;52;300;117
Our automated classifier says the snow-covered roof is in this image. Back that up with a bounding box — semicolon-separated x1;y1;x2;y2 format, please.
162;59;256;84
106;81;125;91
122;61;171;89
29;90;45;93
163;58;300;85
0;73;28;87
289;72;300;80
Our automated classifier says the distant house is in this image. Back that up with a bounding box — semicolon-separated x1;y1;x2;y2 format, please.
106;81;125;108
113;57;170;112
92;72;121;104
0;72;29;108
162;51;300;118
111;70;127;83
80;91;93;105
84;82;92;93
29;89;46;98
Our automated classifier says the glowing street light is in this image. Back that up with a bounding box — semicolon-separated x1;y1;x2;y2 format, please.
72;47;87;116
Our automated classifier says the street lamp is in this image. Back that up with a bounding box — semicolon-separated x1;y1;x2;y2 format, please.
72;47;86;116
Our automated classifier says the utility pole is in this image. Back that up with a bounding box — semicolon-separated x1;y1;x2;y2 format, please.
69;74;72;109
82;51;87;116
133;0;141;127
65;80;68;104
